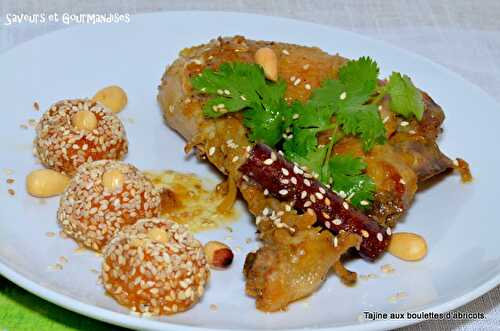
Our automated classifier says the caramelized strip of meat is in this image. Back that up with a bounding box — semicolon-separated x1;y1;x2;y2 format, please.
239;143;391;260
244;228;361;312
333;261;357;286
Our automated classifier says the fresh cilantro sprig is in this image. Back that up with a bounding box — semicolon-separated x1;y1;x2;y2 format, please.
326;155;376;208
191;62;288;146
190;57;424;209
384;72;425;120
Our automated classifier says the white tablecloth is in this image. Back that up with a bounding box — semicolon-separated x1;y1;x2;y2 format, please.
1;1;499;330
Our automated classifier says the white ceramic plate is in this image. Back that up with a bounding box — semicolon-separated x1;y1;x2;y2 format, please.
0;11;499;331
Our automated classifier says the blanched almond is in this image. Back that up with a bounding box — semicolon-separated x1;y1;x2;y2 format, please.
102;169;124;192
388;232;427;261
26;169;70;197
254;47;278;81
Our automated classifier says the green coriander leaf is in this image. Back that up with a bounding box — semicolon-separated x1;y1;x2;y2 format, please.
327;155;376;210
283;127;326;174
336;102;386;151
191;62;289;144
307;79;343;110
243;97;289;146
385;72;424;121
339;56;379;100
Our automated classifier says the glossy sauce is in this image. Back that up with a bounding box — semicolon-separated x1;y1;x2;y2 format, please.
144;170;238;232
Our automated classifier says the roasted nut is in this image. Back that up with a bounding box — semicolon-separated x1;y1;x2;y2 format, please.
146;227;170;244
93;85;128;113
204;241;233;269
26;169;70;197
71;110;98;132
102;169;125;192
388;232;427;261
254;47;278;81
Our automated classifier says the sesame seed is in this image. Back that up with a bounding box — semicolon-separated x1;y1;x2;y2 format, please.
360;200;369;206
279;189;288;196
302;64;310;70
293;165;303;175
232;156;239;163
263;189;269;196
325;221;331;229
290;177;297;184
338;191;347;199
340;92;347;100
240;95;247;101
333;218;342;225
343;201;349;210
322;211;330;219
292;113;300;120
409;130;416;135
399;178;406;185
263;158;274;165
301;191;307;199
208;146;216;156
304;201;312;207
333;236;338;247
377;233;384;242
386;227;392;236
383;116;390;124
223;89;231;95
315;192;324;200
271;152;277;161
319;187;326;194
305;84;311;90
290;76;296;82
400;121;409;127
281;168;289;176
361;230;369;238
217;89;223;95
310;194;316;203
325;197;331;206
304;179;311;187
378;105;383;111
282;49;290;55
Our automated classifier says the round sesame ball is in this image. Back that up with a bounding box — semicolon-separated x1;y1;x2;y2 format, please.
102;218;209;316
35;99;128;176
57;160;161;251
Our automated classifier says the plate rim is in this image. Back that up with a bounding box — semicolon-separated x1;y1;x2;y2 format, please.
1;10;499;331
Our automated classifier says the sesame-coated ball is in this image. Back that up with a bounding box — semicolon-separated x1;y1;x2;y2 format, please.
102;218;209;316
35;99;128;176
57;160;161;251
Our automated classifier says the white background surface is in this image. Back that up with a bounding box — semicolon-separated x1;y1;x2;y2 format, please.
1;1;499;330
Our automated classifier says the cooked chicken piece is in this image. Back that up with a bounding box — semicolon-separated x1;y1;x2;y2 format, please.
157;35;454;311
